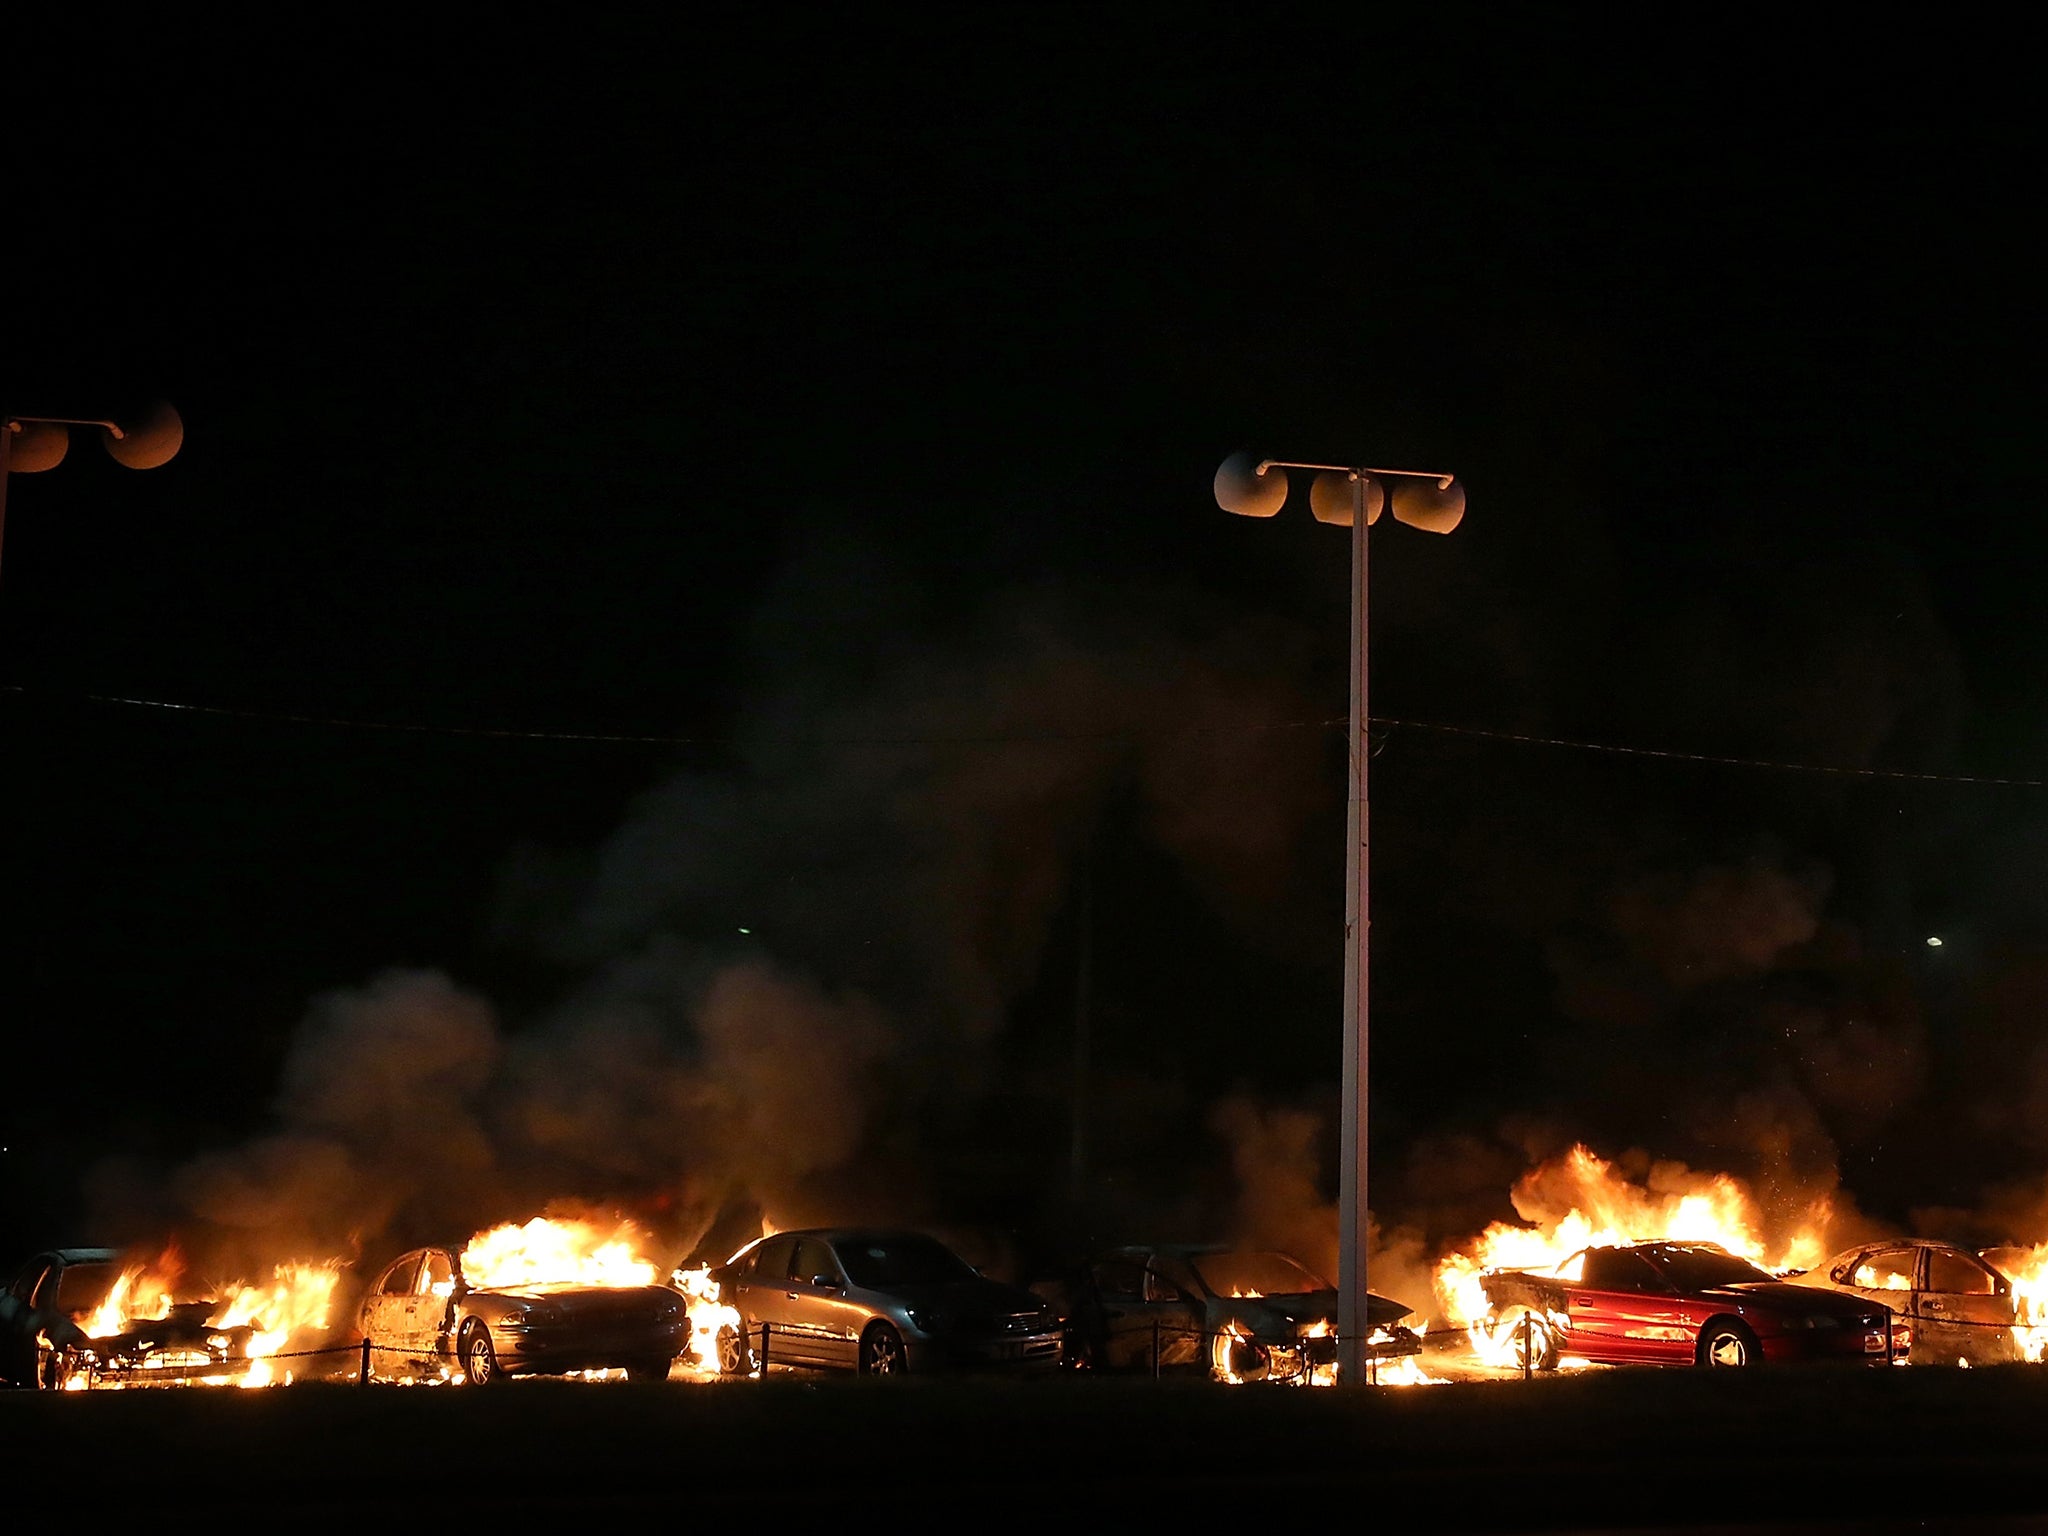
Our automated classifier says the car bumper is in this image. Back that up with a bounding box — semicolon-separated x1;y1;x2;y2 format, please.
493;1321;687;1375
905;1330;1067;1372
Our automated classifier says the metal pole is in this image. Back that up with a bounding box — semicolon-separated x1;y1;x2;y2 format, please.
1337;473;1371;1385
360;1335;372;1385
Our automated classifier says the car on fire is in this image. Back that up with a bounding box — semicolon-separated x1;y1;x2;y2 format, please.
2;1248;121;1387
1478;1240;1895;1369
1;1248;264;1387
1786;1238;2024;1366
1046;1243;1422;1383
705;1226;1065;1375
356;1245;686;1384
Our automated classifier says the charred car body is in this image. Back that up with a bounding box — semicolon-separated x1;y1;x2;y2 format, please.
1050;1243;1422;1383
357;1246;685;1384
2;1249;259;1387
1788;1239;2023;1366
707;1227;1065;1375
1479;1241;1894;1369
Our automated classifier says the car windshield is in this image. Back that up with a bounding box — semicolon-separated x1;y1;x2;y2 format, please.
835;1235;979;1288
1190;1251;1327;1298
1644;1247;1776;1290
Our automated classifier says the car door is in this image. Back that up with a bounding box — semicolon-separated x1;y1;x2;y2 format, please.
1916;1247;2019;1365
786;1237;866;1369
360;1254;422;1366
734;1236;808;1366
1565;1250;1684;1365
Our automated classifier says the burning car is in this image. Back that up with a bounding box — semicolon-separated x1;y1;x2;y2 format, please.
1786;1239;2023;1366
1049;1243;1422;1384
705;1227;1065;1375
2;1248;122;1387
357;1240;686;1384
1477;1241;1894;1369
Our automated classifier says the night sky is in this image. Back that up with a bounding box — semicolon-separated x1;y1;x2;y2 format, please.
5;13;2045;1296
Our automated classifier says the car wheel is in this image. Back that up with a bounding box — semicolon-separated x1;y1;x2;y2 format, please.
716;1324;754;1376
1499;1307;1559;1372
858;1322;905;1375
1699;1319;1761;1367
626;1356;672;1384
458;1322;501;1385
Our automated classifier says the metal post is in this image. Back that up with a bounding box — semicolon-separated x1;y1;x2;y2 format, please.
759;1322;771;1374
1521;1314;1532;1381
1337;472;1371;1386
360;1336;372;1385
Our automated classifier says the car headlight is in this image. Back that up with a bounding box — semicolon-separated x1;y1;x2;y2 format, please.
905;1309;942;1334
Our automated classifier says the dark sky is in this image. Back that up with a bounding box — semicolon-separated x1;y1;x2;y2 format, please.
4;13;2045;1289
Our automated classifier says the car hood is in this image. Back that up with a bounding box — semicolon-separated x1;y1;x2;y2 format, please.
1707;1281;1885;1317
473;1284;679;1311
1212;1289;1413;1333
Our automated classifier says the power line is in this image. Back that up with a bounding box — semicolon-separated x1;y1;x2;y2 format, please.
3;681;2043;788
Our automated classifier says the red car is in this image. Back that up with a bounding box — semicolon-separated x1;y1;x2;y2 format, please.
1479;1241;1894;1368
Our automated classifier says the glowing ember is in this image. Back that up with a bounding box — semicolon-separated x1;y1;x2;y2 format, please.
1432;1144;1831;1365
459;1216;660;1290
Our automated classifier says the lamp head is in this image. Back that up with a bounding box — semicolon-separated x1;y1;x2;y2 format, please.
3;418;70;473
1309;470;1383;527
1389;475;1465;534
1214;451;1288;517
102;401;183;469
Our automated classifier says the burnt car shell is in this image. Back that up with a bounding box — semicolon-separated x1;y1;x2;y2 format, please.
357;1246;685;1384
1056;1244;1422;1382
1;1248;121;1387
1480;1241;1893;1369
1790;1238;2023;1366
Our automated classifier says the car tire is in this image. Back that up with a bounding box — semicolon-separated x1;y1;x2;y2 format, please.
626;1356;672;1384
1499;1307;1559;1372
458;1321;501;1385
716;1324;754;1377
1699;1319;1761;1367
858;1322;905;1375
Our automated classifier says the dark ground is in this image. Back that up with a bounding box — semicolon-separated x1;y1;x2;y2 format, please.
10;1367;2048;1531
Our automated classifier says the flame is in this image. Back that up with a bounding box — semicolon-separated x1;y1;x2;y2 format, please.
671;1263;743;1374
59;1255;342;1389
459;1216;660;1290
1985;1245;2048;1361
1432;1144;1831;1364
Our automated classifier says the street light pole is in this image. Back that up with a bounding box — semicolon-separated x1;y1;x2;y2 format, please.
1214;452;1464;1384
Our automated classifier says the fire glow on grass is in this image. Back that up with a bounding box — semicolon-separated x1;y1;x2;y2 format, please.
1432;1144;1832;1367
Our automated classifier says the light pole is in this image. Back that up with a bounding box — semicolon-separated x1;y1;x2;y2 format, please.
1214;451;1464;1384
1;402;184;584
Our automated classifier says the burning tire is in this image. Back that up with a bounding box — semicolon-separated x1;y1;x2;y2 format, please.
715;1324;754;1377
458;1321;501;1385
858;1322;905;1374
1496;1306;1558;1372
1699;1319;1761;1367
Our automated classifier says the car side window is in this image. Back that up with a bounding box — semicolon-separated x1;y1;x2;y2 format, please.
1926;1250;2000;1295
752;1236;799;1285
1092;1259;1146;1304
419;1251;454;1297
379;1256;422;1297
793;1240;840;1287
1850;1249;1916;1292
12;1263;48;1306
1582;1250;1659;1292
1143;1267;1184;1304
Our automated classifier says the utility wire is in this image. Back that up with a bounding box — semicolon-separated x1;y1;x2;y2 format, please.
3;681;2044;788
